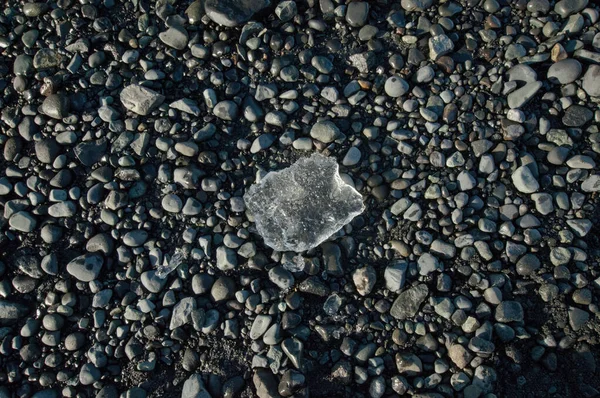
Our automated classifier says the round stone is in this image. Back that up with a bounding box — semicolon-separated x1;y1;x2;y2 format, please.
384;76;409;97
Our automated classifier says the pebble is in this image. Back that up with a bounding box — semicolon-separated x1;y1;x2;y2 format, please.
390;284;428;320
384;76;409;97
512;165;540;193
120;85;165;116
346;2;369;27
547;59;582;84
507;81;542;108
41;94;69;119
213;101;238;120
310;120;340;143
581;65;600;97
159;26;189;50
66;254;103;282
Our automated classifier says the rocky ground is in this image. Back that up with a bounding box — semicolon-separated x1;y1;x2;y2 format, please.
1;0;600;397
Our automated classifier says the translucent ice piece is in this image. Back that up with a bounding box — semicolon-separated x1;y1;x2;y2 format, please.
156;250;184;279
244;153;365;252
282;255;305;272
323;293;343;316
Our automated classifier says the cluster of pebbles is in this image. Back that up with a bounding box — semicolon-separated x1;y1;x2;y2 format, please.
1;0;600;397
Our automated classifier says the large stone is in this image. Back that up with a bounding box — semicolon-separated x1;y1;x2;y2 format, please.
120;85;165;116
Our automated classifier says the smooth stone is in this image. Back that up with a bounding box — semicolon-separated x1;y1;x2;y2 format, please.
401;0;433;12
9;211;36;232
562;105;593;127
384;75;409;97
66;253;104;282
506;64;538;84
141;270;168;293
159;26;189;50
41;94;69;119
495;301;524;322
512;165;540;193
581;65;600;97
346;2;369;27
547;59;582;84
507;81;542;108
213;101;238;120
13;54;34;76
554;0;588;18
182;374;211;398
310;120;340;143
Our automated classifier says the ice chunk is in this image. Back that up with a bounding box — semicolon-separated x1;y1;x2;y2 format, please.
156;250;184;279
282;254;306;272
244;153;365;252
323;293;343;315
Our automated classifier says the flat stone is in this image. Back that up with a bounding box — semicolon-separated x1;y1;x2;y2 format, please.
9;211;36;232
250;315;272;340
390;283;429;320
568;306;589;331
581;175;600;192
512;165;539;193
507;81;542;108
120;85;164;116
401;0;434;12
213;100;238;120
562;105;593;127
66;253;104;282
170;99;200;116
506;64;538;83
141;270;168;293
159;26;189;50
